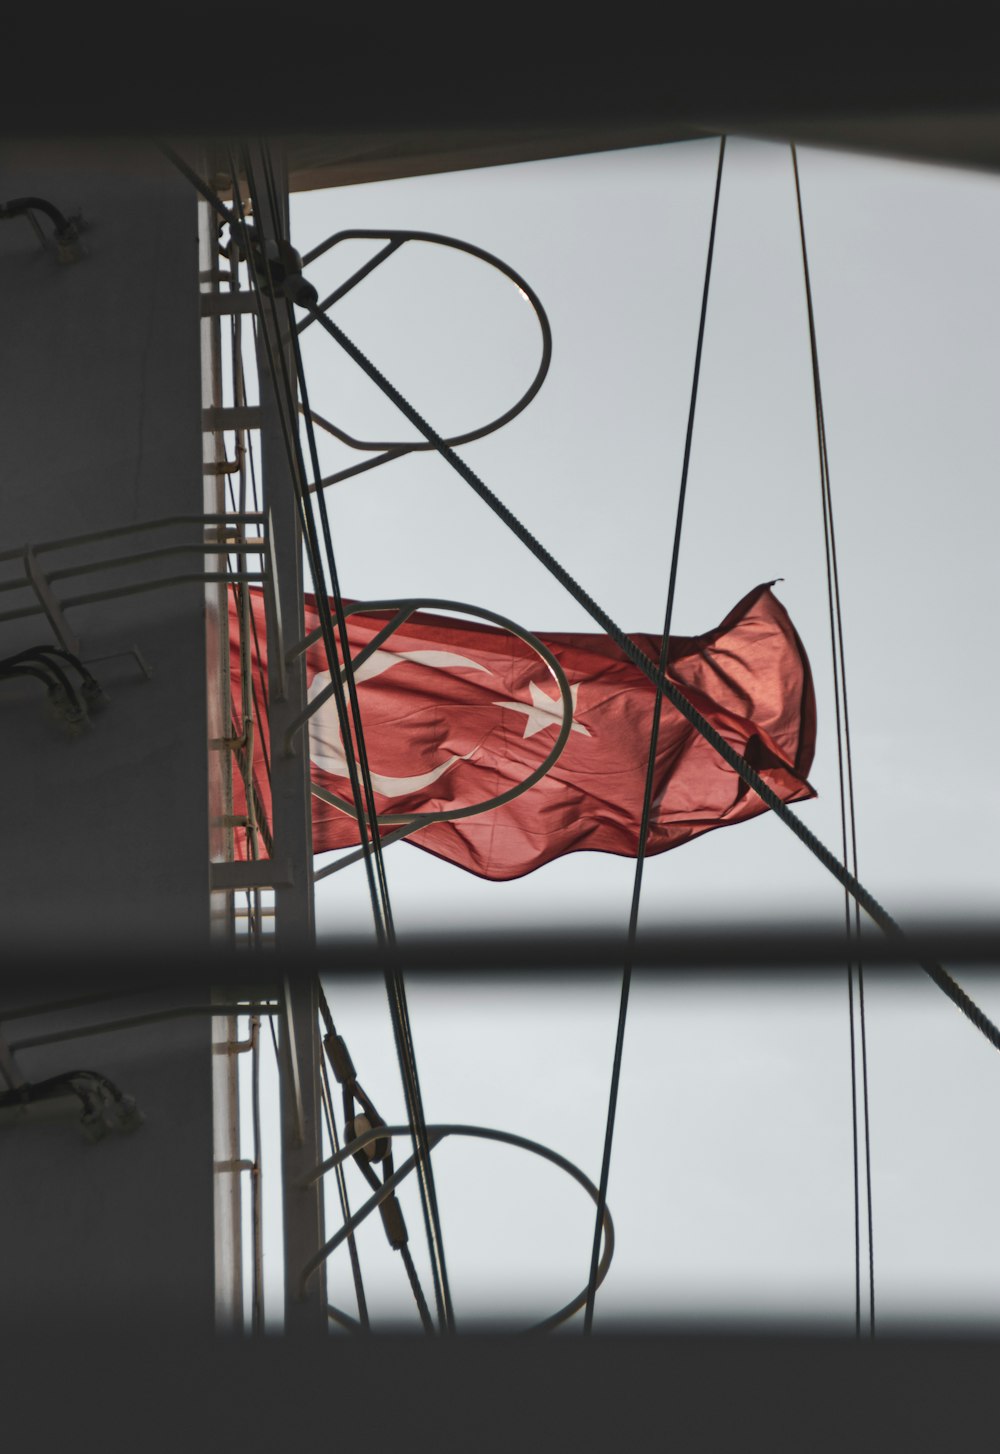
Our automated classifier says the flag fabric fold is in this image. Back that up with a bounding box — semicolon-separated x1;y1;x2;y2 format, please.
229;582;816;881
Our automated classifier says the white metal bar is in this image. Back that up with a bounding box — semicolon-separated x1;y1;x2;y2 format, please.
0;512;264;565
0;572;265;626
46;540;266;584
22;547;79;654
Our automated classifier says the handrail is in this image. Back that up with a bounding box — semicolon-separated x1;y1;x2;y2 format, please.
298;1120;615;1333
293;228;551;456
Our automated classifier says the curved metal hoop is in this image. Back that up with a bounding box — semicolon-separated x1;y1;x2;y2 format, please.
296;229;552;453
310;596;575;831
299;1121;615;1334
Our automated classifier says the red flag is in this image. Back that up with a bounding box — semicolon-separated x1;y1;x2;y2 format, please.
229;583;816;881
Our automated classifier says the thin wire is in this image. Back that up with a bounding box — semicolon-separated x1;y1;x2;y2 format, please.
300;275;1000;1056
232;141;449;1326
791;146;860;1332
244;472;272;784
316;982;436;1332
165;149;994;1333
250;1014;264;1333
226;336;274;837
231;146;388;941
400;1244;436;1334
318;1024;370;1330
232;151;400;924
228;301;273;821
158;154;1000;1058
252;144;394;931
584;136;727;1333
792;143;875;1336
816;310;876;1342
252;142;454;1332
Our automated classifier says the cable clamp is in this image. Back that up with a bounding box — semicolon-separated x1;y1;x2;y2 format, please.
322;1031;356;1087
344;1111;391;1167
378;1193;408;1250
234;226;318;308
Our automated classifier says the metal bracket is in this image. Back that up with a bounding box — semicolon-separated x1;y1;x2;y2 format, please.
202;406;263;432
84;645;153;681
23;546;80;655
200;293;257;317
213;1029;257;1054
210;859;295;892
0;516;266;638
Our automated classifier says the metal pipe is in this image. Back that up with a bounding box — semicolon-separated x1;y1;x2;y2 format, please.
298;1121;615;1332
8;1003;280;1052
0;513;264;565
0;572;266;626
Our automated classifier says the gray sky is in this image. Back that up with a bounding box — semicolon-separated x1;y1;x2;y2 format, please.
245;136;1000;1331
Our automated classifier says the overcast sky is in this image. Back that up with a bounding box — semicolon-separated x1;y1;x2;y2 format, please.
245;136;1000;1332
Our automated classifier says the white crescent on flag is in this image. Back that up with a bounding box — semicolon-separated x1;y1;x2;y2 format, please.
307;648;491;798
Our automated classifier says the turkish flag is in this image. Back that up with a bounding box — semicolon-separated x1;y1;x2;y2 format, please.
229;583;816;880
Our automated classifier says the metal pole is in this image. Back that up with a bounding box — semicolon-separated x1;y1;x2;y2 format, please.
200;162;244;1332
249;140;326;1335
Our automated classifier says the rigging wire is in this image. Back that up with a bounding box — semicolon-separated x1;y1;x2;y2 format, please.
229;147;388;939
298;254;1000;1059
224;274;274;823
224;149;388;926
398;1243;436;1333
584;136;727;1333
247;142;448;1330
160;145;1000;1331
793;142;860;1328
188;138;404;940
252;142;454;1334
317;984;435;1332
250;1013;264;1332
228;142;453;1331
317;1012;370;1330
150;151;974;963
223;282;273;867
791;144;875;1336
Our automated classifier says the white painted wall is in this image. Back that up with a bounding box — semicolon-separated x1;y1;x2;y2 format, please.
0;143;217;1327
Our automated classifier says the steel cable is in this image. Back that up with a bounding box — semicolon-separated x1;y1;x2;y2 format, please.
317;984;436;1332
226;147;426;1322
251;144;454;1331
317;1029;370;1330
791;144;876;1335
235;143;452;1332
584;136;727;1333
301;262;1000;1056
160;148;1000;1339
229;148;386;930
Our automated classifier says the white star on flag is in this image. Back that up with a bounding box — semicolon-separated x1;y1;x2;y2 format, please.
494;679;591;739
